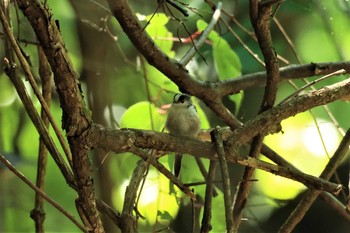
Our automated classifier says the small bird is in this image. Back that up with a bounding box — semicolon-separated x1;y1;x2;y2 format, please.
165;93;201;177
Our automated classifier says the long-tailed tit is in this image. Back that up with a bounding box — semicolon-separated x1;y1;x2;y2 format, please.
165;93;201;177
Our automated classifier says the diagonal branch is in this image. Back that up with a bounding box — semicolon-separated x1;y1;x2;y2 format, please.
0;153;87;232
179;2;222;65
227;78;350;147
278;128;350;233
106;0;212;98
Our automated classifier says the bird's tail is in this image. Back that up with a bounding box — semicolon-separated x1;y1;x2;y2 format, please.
174;153;183;177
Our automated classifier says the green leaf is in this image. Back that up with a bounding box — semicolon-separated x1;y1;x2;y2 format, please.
145;13;174;57
138;13;179;98
145;65;180;98
193;98;210;130
119;101;166;131
228;92;243;114
0;74;16;107
157;210;174;221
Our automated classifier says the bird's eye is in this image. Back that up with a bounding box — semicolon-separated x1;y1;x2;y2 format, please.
178;95;185;103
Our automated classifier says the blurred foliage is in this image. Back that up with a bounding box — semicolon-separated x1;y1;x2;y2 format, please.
0;0;350;232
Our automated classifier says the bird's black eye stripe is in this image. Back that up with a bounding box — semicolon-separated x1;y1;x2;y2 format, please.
173;93;190;103
178;95;186;103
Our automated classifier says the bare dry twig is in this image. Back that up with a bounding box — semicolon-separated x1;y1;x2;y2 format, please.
0;5;72;166
31;47;52;232
179;2;222;65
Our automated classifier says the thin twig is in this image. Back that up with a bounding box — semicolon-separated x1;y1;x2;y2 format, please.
220;17;265;67
280;69;346;104
194;157;218;197
128;142;196;200
31;47;52;232
272;17;301;63
0;153;87;233
140;56;155;129
179;1;222;65
0;5;73;166
261;144;350;223
165;0;189;17
2;58;75;185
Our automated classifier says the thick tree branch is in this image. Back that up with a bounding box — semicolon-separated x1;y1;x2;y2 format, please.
219;61;350;96
90;77;350;193
227;78;350;147
107;0;350;101
91;125;341;194
16;1;103;231
16;1;89;135
233;1;280;228
106;0;214;99
250;1;279;111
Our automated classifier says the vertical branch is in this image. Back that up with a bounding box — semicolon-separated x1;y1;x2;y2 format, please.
250;0;280;112
120;159;148;233
69;1;117;230
30;47;52;233
200;160;218;233
14;1;104;231
233;0;280;229
212;127;235;233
